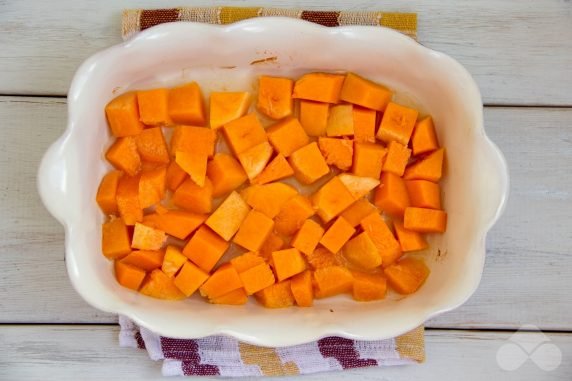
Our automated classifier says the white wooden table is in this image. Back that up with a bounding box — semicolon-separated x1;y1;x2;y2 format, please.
1;1;571;379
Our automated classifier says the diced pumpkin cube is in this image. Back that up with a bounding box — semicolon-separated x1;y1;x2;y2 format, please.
233;210;274;252
143;210;206;240
102;218;131;259
240;183;298;218
319;217;356;253
209;288;248;305
311;176;355;223
199;264;243;299
116;174;143;225
272;248;306;282
299;100;329;136
138;166;167;209
168;82;206;125
161;246;188;277
170;125;216;158
313;266;353;298
137;88;171;126
266;117;309;157
404;207;447;233
165;161;188;191
411;116;439;156
174;261;209;297
206;191;250;241
340;73;393;111
393;221;428;252
360;213;402;267
374;172;410;217
352;142;386;179
403;148;445;182
175;150;207;187
210;92;251;130
121;250;165;271
290;270;314;307
376;102;419;145
288;142;330;184
257;76;293;120
405;180;441;209
338;173;380;200
318;137;353;171
114;261;146;291
259;232;285;260
131;222;166;250
305;247;342;270
140;269;186;300
340;199;377;227
106;136;141;176
292;73;345;103
352;107;377;143
252;154;294;185
351;271;387;301
230;252;265;273
382;141;411;176
172;177;213;214
223;113;267;155
96;170;122;215
343;232;381;270
183;226;229;272
274;195;315;236
326;104;354;137
384;257;430;294
239;262;276;295
237;141;273;180
255;280;295;308
291;219;324;256
105;91;144;137
135;127;170;164
207;153;248;197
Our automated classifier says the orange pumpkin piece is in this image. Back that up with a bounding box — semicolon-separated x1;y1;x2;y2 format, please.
138;166;167;209
272;248;306;282
343;232;381;270
320;217;356;254
411;116;439;156
135;127;170;164
175;150;207;187
137;88;171;126
292;73;345;103
143;210;206;240
102;218;131;259
352;107;377;143
106;136;141;176
240;183;298;218
318;137;354;171
291;219;324;256
374;172;410;217
326;104;354;137
351;271;387;301
140;269;186;300
233;210;274;251
183;226;230;272
209;92;251;130
305;247;341;270
360;212;402;267
393;221;428;252
288;142;330;185
252;154;294;185
209;288;249;305
259;232;285;260
338;173;380;200
352;142;387;179
172;177;213;214
311;176;355;223
237;141;273;180
384;257;430;294
168;82;206;125
105;92;145;137
403;148;445;182
170;125;216;158
116;174;143;225
239;262;276;295
313;266;353;298
96;170;122;215
200;264;243;299
340;73;393;111
257;76;293;120
404;207;447;233
165;161;188;191
255;280;295;308
230;252;265;273
340;199;377;227
207;153;247;197
274;195;315;236
114;260;146;291
131;222;166;251
121;250;165;271
405;180;441;209
206;191;251;241
299;100;329;136
290;270;314;307
161;245;188;277
376;102;419;145
382;141;411;176
174;261;209;297
266;117;310;157
223;113;267;155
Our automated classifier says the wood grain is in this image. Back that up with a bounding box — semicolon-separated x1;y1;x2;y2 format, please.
0;0;571;105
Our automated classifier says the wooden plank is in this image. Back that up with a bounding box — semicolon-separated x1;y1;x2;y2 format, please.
0;97;571;329
0;326;570;380
0;0;571;105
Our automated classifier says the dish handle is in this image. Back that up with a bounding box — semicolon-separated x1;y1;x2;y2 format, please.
481;138;510;230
